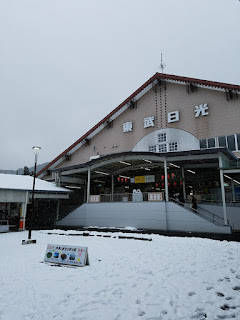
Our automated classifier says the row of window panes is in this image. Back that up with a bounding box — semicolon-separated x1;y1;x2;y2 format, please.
158;133;166;143
200;134;240;152
149;142;178;153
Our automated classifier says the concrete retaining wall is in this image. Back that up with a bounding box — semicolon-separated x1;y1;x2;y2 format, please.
56;202;231;234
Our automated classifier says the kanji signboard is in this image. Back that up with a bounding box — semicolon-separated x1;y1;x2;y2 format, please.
44;244;90;267
148;192;164;201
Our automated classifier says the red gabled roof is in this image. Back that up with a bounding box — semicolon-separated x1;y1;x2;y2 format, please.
37;72;240;177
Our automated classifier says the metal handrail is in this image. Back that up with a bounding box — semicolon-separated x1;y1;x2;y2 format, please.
169;197;230;226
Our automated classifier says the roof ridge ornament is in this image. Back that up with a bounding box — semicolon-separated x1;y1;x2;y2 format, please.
159;52;166;73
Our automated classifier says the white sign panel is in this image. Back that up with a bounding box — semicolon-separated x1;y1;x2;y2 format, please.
44;244;90;267
89;195;100;203
148;192;164;201
145;175;155;183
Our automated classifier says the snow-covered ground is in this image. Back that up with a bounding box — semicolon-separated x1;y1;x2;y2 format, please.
0;230;240;320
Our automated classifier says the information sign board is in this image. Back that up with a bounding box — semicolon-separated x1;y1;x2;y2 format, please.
148;192;164;201
145;175;155;183
135;176;145;183
89;195;100;203
44;244;90;267
134;175;155;184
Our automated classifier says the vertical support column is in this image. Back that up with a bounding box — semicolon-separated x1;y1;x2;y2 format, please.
231;180;236;203
55;173;60;187
219;155;228;225
87;167;91;203
164;158;169;201
19;191;28;231
181;167;187;200
219;169;228;225
111;174;114;202
19;203;24;231
56;200;60;221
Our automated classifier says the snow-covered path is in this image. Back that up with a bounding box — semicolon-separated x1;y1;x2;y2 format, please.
0;230;239;320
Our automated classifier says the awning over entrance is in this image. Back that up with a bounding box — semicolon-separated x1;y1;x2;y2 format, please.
51;148;239;226
52;148;239;181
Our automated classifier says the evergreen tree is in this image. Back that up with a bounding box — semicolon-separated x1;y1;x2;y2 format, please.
23;166;30;175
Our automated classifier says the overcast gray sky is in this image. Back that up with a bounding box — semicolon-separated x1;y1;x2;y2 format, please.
1;0;239;170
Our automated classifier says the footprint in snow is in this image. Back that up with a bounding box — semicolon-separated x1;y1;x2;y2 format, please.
188;291;196;296
232;286;240;291
225;296;233;301
190;308;207;319
206;286;213;290
217;292;225;297
220;304;237;311
138;310;146;317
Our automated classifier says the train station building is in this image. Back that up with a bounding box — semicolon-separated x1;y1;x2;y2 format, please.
37;73;240;234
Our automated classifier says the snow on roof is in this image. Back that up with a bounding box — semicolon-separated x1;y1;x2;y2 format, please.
0;173;71;193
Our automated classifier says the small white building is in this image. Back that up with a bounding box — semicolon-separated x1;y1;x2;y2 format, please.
0;174;71;232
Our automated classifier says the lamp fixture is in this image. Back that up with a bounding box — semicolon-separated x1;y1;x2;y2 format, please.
95;170;109;176
233;179;240;185
170;162;180;168
224;174;232;180
119;175;130;179
119;161;131;166
143;159;152;163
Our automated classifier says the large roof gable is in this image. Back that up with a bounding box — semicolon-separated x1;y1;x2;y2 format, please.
37;73;240;178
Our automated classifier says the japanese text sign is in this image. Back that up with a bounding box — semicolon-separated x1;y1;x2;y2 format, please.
44;244;90;267
148;192;164;201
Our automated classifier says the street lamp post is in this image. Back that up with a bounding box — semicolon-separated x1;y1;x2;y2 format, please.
28;146;41;240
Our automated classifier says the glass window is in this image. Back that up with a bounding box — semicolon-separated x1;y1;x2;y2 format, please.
158;133;166;143
237;134;240;151
169;141;178;152
200;139;207;149
218;136;226;147
207;138;215;148
227;135;236;151
159;144;167;153
148;145;156;152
